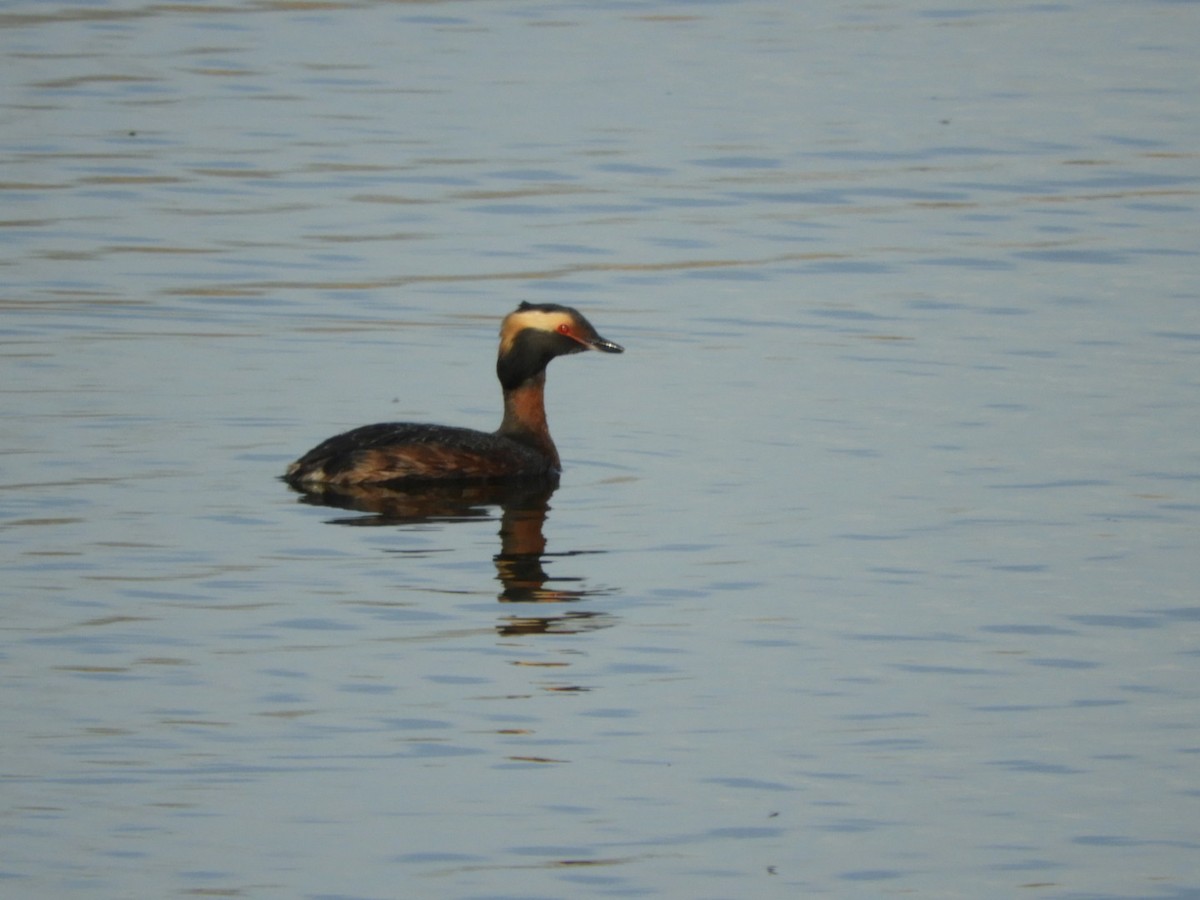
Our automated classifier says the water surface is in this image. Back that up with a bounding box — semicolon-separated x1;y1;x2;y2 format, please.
3;2;1199;898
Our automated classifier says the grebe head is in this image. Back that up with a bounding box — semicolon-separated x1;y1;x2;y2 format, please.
497;302;623;389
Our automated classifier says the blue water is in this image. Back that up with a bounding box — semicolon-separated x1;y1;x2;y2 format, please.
3;2;1198;898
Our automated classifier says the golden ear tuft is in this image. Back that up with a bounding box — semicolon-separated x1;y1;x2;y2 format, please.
499;307;576;354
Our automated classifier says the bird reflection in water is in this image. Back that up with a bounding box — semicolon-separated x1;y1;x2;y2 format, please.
289;478;616;635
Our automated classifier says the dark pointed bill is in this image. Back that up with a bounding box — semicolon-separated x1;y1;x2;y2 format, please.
588;336;624;353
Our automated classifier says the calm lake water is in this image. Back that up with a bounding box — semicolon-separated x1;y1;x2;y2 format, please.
3;1;1199;898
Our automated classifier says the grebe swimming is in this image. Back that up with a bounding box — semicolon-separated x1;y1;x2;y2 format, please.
284;302;623;486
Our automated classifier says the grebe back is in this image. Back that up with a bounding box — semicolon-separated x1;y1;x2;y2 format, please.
284;302;623;486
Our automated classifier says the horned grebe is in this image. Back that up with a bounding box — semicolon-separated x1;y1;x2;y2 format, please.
284;302;623;486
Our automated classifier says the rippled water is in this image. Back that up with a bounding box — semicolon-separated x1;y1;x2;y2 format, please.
3;2;1199;898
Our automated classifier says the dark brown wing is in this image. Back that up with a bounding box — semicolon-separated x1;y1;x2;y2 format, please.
284;423;555;485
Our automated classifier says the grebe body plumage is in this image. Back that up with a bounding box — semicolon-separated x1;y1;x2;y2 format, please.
284;303;623;486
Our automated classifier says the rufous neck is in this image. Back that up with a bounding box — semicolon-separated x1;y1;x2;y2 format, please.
498;370;560;468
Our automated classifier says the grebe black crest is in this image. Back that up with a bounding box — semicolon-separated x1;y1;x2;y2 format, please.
284;302;624;486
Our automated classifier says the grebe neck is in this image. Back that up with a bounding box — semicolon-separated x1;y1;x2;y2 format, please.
497;370;560;469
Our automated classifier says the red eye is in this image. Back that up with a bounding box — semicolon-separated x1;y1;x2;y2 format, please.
557;323;571;335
